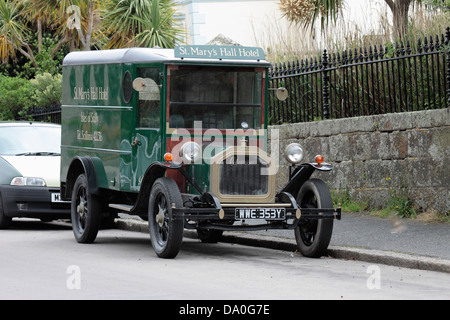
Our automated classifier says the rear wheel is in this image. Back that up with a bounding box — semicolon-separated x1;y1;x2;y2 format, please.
295;179;334;258
197;229;224;243
148;178;184;259
71;174;101;243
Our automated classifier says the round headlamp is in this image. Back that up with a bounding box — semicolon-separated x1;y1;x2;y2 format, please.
285;143;304;165
180;142;201;164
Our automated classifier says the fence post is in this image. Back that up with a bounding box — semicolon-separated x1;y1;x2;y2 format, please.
322;49;330;119
446;27;450;107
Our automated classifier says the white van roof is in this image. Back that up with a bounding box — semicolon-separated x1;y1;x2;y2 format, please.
62;47;270;67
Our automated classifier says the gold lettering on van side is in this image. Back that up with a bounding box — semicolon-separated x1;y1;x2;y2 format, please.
80;111;99;124
73;86;109;101
77;111;103;142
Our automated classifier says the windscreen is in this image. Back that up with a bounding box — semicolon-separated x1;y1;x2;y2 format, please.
169;67;264;130
0;125;61;156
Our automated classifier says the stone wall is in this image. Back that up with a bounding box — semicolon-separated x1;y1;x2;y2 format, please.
270;108;450;213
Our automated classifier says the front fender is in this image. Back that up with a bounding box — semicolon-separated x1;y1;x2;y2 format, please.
308;162;333;171
130;161;182;215
278;162;333;197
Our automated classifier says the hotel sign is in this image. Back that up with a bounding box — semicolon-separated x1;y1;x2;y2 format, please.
174;45;265;61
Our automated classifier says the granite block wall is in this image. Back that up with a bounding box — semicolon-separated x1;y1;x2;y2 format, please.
269;108;449;213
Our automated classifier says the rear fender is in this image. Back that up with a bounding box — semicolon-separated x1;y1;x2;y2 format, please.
62;156;107;200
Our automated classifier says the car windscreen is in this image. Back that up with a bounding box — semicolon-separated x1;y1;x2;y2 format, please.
0;125;61;156
169;66;264;130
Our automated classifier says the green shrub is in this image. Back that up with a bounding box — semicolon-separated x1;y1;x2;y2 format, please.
0;75;34;120
30;73;62;109
331;188;369;212
388;186;415;218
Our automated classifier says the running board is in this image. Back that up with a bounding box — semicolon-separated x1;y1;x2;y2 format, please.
109;203;133;213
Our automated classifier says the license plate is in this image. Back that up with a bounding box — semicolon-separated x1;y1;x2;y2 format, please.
51;193;69;203
235;208;286;220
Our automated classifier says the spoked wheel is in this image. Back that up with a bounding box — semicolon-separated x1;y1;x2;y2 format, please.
148;177;184;259
71;174;101;243
295;179;334;258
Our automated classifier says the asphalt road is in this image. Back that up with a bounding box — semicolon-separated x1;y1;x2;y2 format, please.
115;210;450;274
1;220;449;300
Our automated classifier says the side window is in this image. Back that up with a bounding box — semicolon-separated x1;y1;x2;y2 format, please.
137;67;161;128
122;71;133;104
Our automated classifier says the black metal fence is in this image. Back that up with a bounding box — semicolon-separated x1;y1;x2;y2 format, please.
19;104;62;124
19;28;450;126
268;27;450;125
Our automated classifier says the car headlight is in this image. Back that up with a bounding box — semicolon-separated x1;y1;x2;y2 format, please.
285;143;304;165
10;177;46;187
179;142;201;164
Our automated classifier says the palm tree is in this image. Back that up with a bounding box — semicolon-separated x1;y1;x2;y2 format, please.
279;0;343;28
133;0;184;47
279;0;425;39
18;0;49;54
102;0;184;49
0;0;37;66
26;0;103;52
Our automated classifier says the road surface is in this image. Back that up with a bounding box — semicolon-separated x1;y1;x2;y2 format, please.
0;219;449;300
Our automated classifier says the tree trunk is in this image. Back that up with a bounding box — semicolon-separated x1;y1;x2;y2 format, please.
17;40;37;68
385;0;413;39
84;0;95;51
37;17;42;53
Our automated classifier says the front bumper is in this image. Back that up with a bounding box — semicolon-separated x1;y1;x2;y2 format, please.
0;185;71;219
173;193;341;232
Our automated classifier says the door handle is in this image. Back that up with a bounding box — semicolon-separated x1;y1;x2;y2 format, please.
131;137;141;146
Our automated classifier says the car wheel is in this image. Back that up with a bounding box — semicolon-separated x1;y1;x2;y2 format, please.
71;174;101;243
295;179;334;258
0;193;12;229
197;229;224;243
148;177;184;259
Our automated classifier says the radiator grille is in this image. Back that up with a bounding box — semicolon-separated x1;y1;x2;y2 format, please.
219;155;269;196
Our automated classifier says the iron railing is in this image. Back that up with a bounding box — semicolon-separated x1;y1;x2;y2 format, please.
18;28;450;126
18;104;62;124
268;27;450;125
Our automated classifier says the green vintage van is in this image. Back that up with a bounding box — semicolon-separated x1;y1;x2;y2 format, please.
60;46;340;258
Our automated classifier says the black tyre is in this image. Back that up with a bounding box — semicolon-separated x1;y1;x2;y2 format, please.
197;229;224;243
148;178;184;259
295;179;334;258
71;174;101;243
0;193;12;229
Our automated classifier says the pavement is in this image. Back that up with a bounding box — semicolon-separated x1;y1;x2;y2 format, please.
115;211;450;274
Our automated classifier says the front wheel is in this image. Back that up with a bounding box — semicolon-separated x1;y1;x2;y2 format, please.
295;179;334;258
148;178;184;259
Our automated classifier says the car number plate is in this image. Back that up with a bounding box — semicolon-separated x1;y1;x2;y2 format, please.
235;208;286;220
51;193;69;203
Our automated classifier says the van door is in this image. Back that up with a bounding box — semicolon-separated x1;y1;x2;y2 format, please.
131;66;164;192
